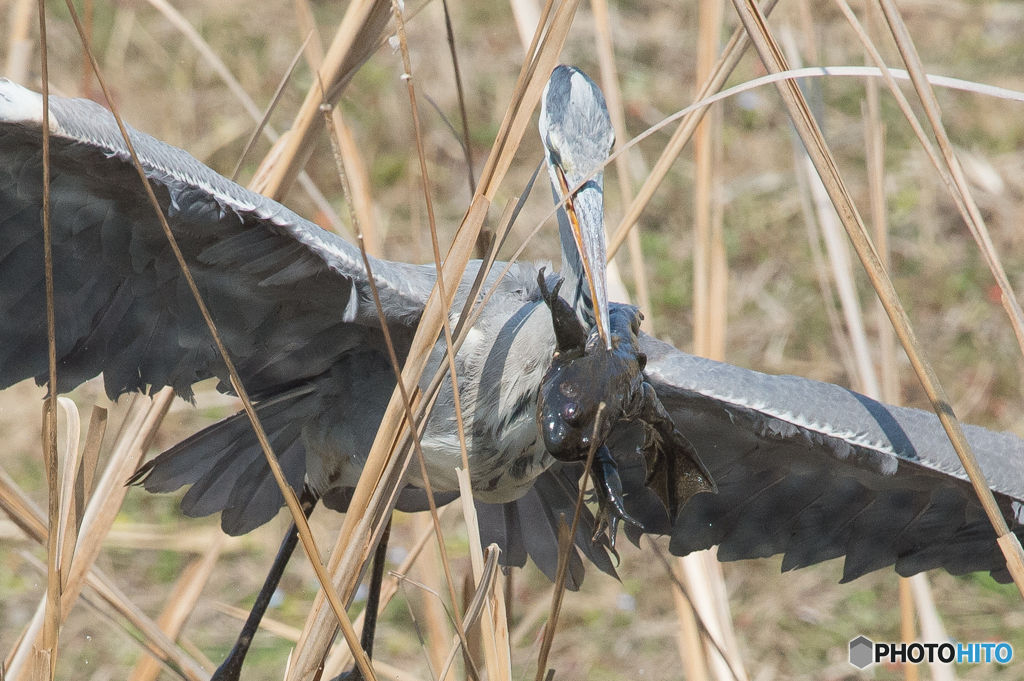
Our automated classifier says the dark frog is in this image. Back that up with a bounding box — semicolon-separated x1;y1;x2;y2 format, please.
536;269;717;548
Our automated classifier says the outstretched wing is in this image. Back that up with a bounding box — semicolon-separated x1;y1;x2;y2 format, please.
0;79;433;400
634;335;1024;583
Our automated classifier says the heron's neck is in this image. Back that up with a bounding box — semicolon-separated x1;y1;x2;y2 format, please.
551;184;595;329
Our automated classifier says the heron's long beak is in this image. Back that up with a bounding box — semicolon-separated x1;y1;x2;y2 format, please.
554;163;611;350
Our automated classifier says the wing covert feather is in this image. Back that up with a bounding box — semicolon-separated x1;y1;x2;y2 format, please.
639;335;1024;582
0;80;433;399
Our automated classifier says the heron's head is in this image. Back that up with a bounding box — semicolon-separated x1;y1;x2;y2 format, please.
539;65;614;349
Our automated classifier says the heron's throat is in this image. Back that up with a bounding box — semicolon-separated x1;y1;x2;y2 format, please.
554;186;596;329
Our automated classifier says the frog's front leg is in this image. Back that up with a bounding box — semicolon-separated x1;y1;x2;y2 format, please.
631;382;717;520
591;444;644;550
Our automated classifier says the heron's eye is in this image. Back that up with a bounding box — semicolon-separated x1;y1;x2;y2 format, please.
637;352;647;372
559;381;579;399
562;402;579;423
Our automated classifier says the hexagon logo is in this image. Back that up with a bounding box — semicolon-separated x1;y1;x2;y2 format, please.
849;636;874;669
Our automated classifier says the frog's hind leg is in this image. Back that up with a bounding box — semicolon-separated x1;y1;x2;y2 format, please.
636;383;717;520
591;444;644;549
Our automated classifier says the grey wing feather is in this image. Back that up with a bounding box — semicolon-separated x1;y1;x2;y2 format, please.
639;334;1024;582
0;80;434;400
476;464;618;591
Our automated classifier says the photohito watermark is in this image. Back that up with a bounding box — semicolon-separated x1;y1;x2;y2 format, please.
849;636;1013;669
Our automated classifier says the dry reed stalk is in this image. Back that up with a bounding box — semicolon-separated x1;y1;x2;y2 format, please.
390;3;486;673
284;4;578;676
8;391;139;679
677;4;746;680
607;0;781;260
898;578;920;681
0;467;48;541
0;417;207;681
672;564;710;681
321;509;447;677
590;0;653;328
128;534;225;681
294;0;379;249
18;549;208;681
54;398;83;594
439;0;476;197
779;28;879;398
177;635;216;673
92;525;246;553
260;0;391;201
64;391;171;609
28;648;48;681
706;101;728;361
678;556;748;681
411;513;455;681
332;115;379;252
143;0;345;235
909;573;955;681
535;405;604;681
230;33;312;183
489;565;512;680
78;0;93;95
509;0;542;51
794;160;860;383
704;553;745;681
860;42;921;681
861;53;950;681
457;468;513;681
65;7;375;676
729;0;1024;597
215;602;303;642
649;539;745;681
461;573;482;664
5;0;34;84
476;0;562;195
36;3;60;674
834;0;1024;362
319;40;477;675
677;557;718;680
390;0;470;503
873;0;1024;355
74;407;107;536
434;548;500;681
692;0;725;362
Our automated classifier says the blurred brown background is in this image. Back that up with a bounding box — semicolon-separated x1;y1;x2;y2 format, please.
3;0;1024;679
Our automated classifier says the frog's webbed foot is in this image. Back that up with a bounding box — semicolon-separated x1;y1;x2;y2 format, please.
537;267;588;356
590;445;644;552
635;383;717;520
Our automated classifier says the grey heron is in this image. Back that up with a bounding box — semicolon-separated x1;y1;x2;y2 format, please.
2;62;1024;674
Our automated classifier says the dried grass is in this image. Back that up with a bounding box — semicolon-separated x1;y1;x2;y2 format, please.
5;0;1024;679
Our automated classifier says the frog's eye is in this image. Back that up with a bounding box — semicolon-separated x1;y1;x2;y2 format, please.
630;314;640;335
562;402;580;423
559;381;580;399
637;352;647;372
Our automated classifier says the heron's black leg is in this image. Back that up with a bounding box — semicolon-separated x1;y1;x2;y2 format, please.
212;488;319;681
591;444;643;549
333;515;393;681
